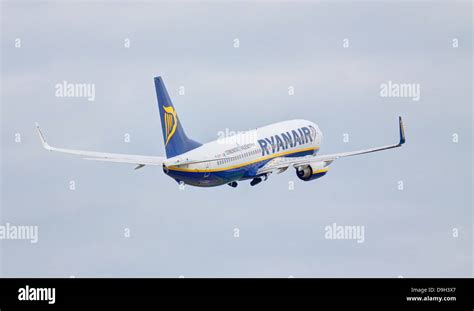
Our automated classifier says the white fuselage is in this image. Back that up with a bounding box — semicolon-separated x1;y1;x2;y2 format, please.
163;120;322;187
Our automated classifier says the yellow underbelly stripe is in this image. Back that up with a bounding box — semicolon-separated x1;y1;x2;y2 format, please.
168;146;319;173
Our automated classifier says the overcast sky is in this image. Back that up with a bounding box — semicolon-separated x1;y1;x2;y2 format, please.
1;0;472;277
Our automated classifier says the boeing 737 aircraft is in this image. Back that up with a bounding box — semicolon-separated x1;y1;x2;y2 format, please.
36;76;406;187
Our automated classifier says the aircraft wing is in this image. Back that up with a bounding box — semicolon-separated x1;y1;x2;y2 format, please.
36;123;165;168
257;117;406;175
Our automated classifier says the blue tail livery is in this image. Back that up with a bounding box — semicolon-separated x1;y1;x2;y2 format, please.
154;76;201;158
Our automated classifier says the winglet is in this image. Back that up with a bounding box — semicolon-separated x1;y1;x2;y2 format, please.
35;122;52;150
398;116;406;145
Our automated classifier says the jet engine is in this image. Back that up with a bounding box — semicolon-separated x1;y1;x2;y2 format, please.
296;162;329;181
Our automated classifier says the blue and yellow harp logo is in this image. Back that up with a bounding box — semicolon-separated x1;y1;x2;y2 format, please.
163;105;177;146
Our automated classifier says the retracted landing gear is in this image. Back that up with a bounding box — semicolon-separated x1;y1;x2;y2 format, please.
250;174;269;186
227;181;238;188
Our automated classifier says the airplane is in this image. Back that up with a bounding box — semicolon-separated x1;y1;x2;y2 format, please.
36;76;406;188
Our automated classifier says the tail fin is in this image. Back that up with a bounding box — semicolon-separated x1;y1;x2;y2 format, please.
154;76;201;158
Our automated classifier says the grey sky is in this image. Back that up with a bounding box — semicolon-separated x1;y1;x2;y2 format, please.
1;0;472;277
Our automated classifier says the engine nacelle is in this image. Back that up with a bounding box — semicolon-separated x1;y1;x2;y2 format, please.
296;162;329;181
